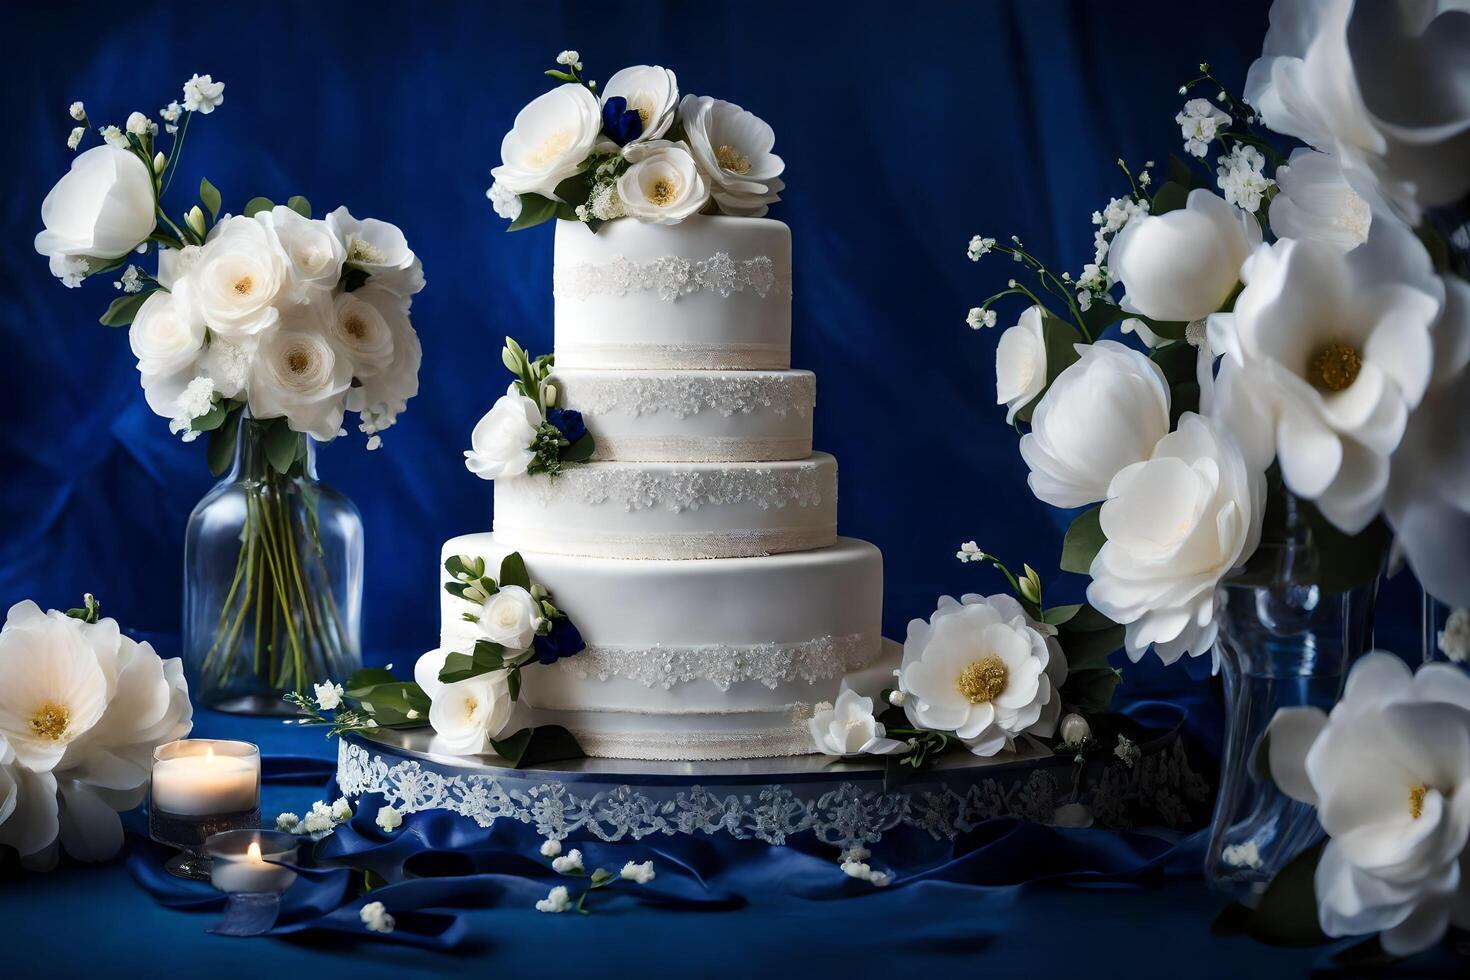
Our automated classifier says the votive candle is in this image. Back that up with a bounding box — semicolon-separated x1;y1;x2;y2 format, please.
151;739;260;816
207;830;299;894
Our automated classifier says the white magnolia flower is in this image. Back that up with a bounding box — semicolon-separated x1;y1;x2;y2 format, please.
1268;148;1371;252
128;290;206;378
1109;189;1261;323
275;811;300;832
34;145;156;266
313;681;344;711
465;393;542;480
899;593;1068;757
68;101;85;121
1245;0;1470;222
486;180;522;221
359;901;395;934
428;672;514;756
324;207;422;297
125;111;156;138
678;95;784;217
0;605;111;772
1087;413;1264;665
1019;340;1171;509
1176;98;1229;157
620;860;655;884
343;284;421;435
66;127;84;151
808;683;907;757
536;885;572;913
247;308;355;441
262;206;345;298
995;305;1048;424
552;848;583;874
477;585;544;652
616;140;710;225
1441;609;1470;664
1215;144;1274;213
185;215;292;337
540;838;563;858
329;290;396;380
1059;712;1092;748
601;65;678;144
1268;653;1470;955
181;73;225;114
491;83;602;198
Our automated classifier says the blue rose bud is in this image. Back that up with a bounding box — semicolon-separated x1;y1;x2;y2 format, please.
546;408;587;444
533;617;585;665
601;96;642;146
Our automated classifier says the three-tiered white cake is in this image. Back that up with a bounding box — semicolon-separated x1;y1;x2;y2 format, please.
440;215;893;760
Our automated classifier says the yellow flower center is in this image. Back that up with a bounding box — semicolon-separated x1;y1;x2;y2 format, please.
343;314;367;340
649;177;679;207
1308;343;1362;392
30;701;70;741
1410;783;1428;820
286;349;311;374
349;239;385;265
231;275;254;296
957;656;1008;704
527;128;574;168
463;695;479;718
715;144;752;175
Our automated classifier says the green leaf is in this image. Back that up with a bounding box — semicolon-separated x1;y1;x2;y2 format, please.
1169;381;1201;427
346;681;430;724
1150;341;1197;387
263;419;303;475
1167;154;1201;190
199;177;222;221
342;267;371;292
506;666;522;702
1041;604;1082;626
345;667;397;693
1130;313;1189;342
1058;604;1118;632
498;552;531;590
1151;180;1189;215
589;867;614;886
243;196;274;218
1078;299;1126;339
286;195;311;219
444;555;468;578
552;171;593;212
1060;506;1105;575
559;433;597;464
1058;623;1125;672
1061;666;1122;714
98;289;156;327
207;407;242;476
437;652;480;684
544;69;577;82
444;581;471;600
489;725;585;769
508;193;559;231
1247;840;1328;946
190;400;229;432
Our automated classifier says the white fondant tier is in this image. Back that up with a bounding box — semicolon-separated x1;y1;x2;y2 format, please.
437;534;888;760
492;453;838;560
553;216;792;370
552;368;815;463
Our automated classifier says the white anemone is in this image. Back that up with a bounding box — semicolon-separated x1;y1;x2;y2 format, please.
601;65;679;144
678;95;785;217
491;84;603;199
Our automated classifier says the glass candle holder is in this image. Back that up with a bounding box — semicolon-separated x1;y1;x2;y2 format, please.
150;739;261;880
206;830;299;894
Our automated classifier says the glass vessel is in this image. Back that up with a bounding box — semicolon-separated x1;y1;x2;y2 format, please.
182;413;363;713
1203;541;1376;901
150;739;261;880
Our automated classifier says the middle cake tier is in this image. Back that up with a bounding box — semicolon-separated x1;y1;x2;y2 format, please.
493;453;838;559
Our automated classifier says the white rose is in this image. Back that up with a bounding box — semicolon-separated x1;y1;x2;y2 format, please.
34;145;156;266
1267;653;1470;956
128;290;205;378
600;65;678;145
1245;0;1470;222
413;648;450;702
1019;340;1171;509
808;683;907;757
324;207;422;297
899;593;1068;757
490;84;602;198
343;285;421;435
428;672;514;756
1109;189;1261;323
247;307;354;441
1086;413;1264;665
155;244;203;290
262;206;345;298
464;394;542;480
616;141;710;225
678;94;785;217
329;290;395;380
477;585;544;652
186;215;292;337
1268;148;1372;252
995;305;1047;424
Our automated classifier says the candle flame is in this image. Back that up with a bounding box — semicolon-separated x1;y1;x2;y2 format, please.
205;745;215;761
248;841;263;861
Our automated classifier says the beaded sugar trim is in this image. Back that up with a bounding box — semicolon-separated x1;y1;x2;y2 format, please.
491;525;836;560
559;372;815;420
496;461;829;513
554;252;791;303
554;343;789;371
558;633;877;691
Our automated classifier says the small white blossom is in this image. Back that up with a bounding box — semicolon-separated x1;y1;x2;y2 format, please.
556;50;582;70
114;265;145;293
1222;840;1264;870
313;680;345;710
69;101;86;121
1138;170;1151;188
376;805;403;832
552;848;584;874
99;125;127;148
1176;98;1229;158
67;126;84;151
330;798;353;822
365;434;383;451
275;812;300;832
302;809;335;834
487;179;522;221
182;73;225;114
405;708;419;720
1439;608;1470;663
967;235;996;261
956;540;985;563
540;838;563;858
360;901;395;933
126;111;157;137
160;101;182;123
620;860;656;884
887;689;907;706
51;254;88;288
840;860;891;887
1216;143;1274;212
1114;734;1140;769
536;885;572;913
966;307;997;330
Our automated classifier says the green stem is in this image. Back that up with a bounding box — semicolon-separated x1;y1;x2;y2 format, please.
161;111;192;197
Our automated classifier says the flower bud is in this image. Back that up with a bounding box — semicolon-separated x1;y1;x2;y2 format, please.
543;383;558;407
1059;713;1092;747
153;152;167;175
887;689;907;707
184;205;206;240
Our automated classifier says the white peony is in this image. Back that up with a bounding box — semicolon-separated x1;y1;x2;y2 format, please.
1267;653;1470;955
1086;413;1264;665
186;215;292;337
329;290;396;380
262;206;345;298
1245;0;1470;223
1268;148;1372;252
1109;188;1261;324
428;672;514;756
464;393;542;480
616;141;710;225
600;65;679;145
491;84;603;198
247;307;355;441
899;593;1068;757
324;207;421;298
477;585;544;652
342;284;421;435
34;145;156;268
678;95;785;217
1019;340;1171;509
809;683;907;757
995;305;1048;424
128;290;206;378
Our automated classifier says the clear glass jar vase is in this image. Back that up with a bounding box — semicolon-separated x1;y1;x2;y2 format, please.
182;413;363;713
1203;541;1376;900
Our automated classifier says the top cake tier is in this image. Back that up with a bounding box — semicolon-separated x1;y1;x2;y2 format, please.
553;215;792;370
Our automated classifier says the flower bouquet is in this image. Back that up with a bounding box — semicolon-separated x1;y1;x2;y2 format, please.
34;75;425;710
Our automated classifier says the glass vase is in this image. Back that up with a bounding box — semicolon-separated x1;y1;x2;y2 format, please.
1203;541;1376;901
182;413;363;713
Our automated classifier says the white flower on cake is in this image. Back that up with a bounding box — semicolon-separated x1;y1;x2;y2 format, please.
1175;98;1229;158
601;64;678;145
33;145;156;272
477;585;545;652
328;290;396;379
324;207;422;297
616;141;711;225
1108;188;1260;323
128;290;206;379
181;73;225;114
994;305;1047;424
678;95;785;217
807;683;907;757
465;393;542;480
263;206;346;297
1086;413;1264;665
247;310;355;441
1019;340;1171;509
1267;653;1470;956
898;593;1068;757
185;215;292;337
491;83;603;198
1268;148;1371;252
413;647;450;702
1215;143;1274;213
428;671;514;755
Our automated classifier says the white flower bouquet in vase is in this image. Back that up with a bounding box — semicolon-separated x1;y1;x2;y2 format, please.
34;77;424;713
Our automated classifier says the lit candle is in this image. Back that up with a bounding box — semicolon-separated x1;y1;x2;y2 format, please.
151;740;260;816
208;831;299;894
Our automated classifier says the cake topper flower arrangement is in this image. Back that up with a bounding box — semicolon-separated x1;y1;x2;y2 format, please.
486;51;785;231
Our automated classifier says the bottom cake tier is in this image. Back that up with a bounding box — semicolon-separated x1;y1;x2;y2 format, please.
437;533;890;760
